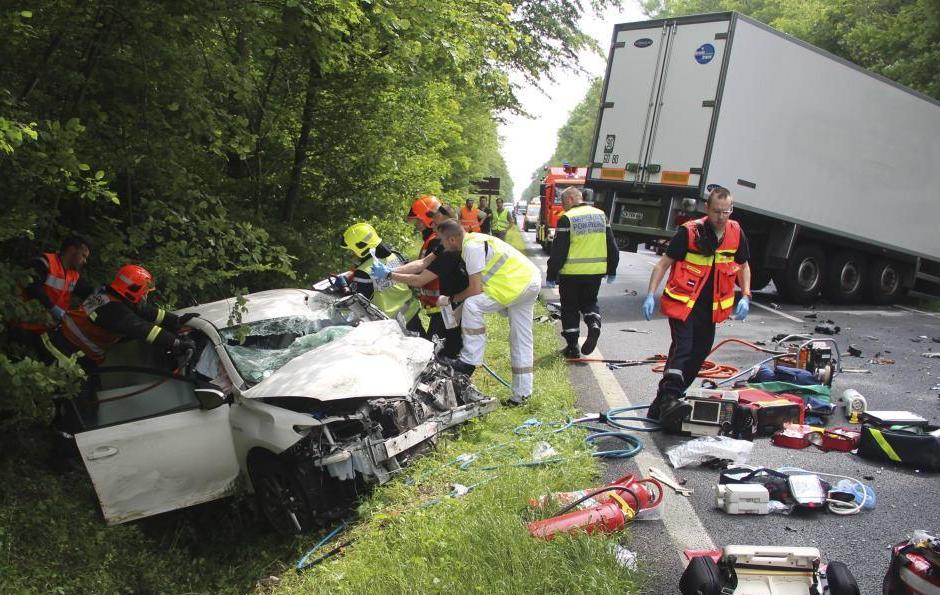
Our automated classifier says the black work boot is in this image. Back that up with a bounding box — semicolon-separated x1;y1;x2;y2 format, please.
581;323;601;355
657;394;692;434
562;343;581;359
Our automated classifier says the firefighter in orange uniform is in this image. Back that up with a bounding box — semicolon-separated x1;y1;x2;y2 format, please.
642;188;751;432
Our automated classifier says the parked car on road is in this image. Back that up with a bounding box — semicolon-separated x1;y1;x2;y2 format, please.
53;288;496;534
524;203;540;232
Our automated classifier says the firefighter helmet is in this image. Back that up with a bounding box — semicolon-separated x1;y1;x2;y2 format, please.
110;264;154;303
341;222;381;258
407;194;442;228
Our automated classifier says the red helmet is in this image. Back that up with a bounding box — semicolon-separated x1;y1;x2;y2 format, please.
111;264;154;303
407;194;442;228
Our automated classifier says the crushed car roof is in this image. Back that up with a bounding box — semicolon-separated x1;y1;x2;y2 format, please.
242;320;434;401
176;288;330;328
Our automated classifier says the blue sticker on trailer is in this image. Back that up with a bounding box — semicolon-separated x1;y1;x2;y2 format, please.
635;38;653;48
695;43;715;64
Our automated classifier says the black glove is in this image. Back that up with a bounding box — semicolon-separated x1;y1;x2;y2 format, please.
172;336;196;356
178;312;200;326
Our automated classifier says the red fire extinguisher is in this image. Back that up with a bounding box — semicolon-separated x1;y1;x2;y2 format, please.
529;473;663;513
527;484;648;540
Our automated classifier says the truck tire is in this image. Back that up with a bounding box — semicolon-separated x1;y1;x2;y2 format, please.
866;258;905;304
823;250;867;303
779;243;826;304
825;560;860;595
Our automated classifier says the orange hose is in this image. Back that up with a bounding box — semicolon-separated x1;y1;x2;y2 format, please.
648;336;779;379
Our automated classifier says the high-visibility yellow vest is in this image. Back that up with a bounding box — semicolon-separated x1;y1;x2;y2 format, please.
357;254;420;321
559;204;608;275
491;208;512;233
463;233;537;306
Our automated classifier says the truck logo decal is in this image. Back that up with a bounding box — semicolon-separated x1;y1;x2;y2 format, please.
604;134;616;152
634;38;653;48
695;43;715;64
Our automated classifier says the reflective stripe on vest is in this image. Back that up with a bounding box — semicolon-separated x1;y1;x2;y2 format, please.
357;255;420;321
491;209;512;232
460;207;481;233
59;291;122;363
559;205;608;275
464;233;537;306
660;218;741;323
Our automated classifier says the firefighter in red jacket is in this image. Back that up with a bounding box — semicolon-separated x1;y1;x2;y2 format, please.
12;236;95;345
41;264;197;369
642;188;752;431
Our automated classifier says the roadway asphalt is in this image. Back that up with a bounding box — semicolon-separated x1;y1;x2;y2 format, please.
519;227;940;594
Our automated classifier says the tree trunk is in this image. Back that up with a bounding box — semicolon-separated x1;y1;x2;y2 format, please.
282;59;320;224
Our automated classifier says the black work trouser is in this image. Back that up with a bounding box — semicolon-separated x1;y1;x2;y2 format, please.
427;311;463;359
558;275;602;346
658;308;716;396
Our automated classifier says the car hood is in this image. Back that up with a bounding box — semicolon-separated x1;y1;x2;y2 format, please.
242;320;434;401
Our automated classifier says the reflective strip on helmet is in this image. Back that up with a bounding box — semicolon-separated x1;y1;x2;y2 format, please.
44;275;67;290
119;274;135;285
360;231;375;245
565;257;606;264
62;314;105;357
463;326;486;336
145;325;162;344
41;333;74;365
511;366;533;374
155;309;165;324
481;252;509;284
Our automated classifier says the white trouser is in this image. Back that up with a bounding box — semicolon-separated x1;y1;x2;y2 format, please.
460;276;541;398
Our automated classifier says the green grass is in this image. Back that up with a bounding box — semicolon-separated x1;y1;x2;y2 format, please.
0;227;640;594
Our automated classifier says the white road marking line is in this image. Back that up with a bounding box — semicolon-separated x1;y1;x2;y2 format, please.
582;346;717;561
895;304;940;320
750;301;802;323
797;309;907;317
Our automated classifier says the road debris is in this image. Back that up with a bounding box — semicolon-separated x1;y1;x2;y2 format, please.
769;303;782;310
804;312;818;319
846;344;863;357
620;327;651;334
624;289;638;296
814;322;840;335
869;358;896;365
923;352;940;359
842;368;872;374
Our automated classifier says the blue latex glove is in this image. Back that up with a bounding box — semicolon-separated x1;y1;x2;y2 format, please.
734;296;750;320
544;280;557;289
50;305;65;320
606;275;616;285
642;293;655;321
371;261;392;281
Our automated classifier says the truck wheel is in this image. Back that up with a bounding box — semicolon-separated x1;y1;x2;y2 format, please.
751;268;772;291
780;243;826;304
866;258;905;304
248;450;318;535
825;561;860;595
823;251;867;303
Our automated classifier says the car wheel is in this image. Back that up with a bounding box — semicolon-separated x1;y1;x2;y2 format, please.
825;560;860;595
866;258;905;304
248;450;318;535
779;243;826;304
823;250;867;303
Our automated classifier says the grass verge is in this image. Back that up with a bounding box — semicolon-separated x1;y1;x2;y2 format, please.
271;226;640;594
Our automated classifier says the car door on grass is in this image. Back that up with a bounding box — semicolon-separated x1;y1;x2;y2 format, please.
74;368;240;525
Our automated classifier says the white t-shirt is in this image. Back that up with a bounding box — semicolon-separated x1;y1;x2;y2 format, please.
462;241;489;276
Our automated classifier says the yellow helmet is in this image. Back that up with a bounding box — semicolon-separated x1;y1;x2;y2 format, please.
341;222;381;257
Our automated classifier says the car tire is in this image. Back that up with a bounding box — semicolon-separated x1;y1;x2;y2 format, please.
823;250;867;303
779;243;826;304
248;449;318;535
866;258;905;304
825;560;860;595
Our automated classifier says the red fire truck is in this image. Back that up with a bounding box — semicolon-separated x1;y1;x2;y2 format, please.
536;163;588;252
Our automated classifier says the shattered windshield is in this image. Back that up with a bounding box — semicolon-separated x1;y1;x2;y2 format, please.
221;306;356;385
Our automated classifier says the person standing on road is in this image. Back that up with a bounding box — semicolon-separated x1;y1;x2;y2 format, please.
545;188;620;358
478;197;493;234
459;197;481;233
490;198;515;241
642;187;751;431
434;219;540;406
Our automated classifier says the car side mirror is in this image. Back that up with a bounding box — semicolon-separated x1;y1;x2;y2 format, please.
194;388;226;410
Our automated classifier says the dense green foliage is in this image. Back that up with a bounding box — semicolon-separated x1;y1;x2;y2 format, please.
520;77;603;202
0;1;614;592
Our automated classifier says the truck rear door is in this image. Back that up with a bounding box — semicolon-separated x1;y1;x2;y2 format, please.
590;16;731;190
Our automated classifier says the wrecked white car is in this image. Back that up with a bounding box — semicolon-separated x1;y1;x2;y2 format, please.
52;289;496;534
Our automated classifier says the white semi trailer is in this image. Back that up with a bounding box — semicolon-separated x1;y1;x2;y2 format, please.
586;12;940;304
